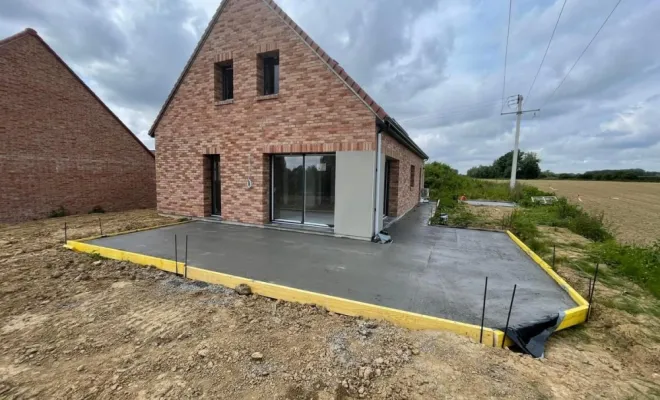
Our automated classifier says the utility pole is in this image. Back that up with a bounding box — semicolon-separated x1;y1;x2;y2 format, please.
501;95;539;190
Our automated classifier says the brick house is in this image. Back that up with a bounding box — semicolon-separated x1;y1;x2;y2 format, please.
0;29;156;222
150;0;428;240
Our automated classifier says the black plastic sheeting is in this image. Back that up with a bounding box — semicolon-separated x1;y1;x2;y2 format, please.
372;230;392;244
504;312;565;358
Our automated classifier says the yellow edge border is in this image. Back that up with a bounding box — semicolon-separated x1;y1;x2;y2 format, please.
506;230;588;331
65;240;509;348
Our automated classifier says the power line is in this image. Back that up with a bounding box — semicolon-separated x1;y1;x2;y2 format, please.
525;0;567;104
540;0;623;109
501;0;513;113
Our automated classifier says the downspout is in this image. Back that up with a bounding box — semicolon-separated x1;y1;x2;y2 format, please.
373;125;384;239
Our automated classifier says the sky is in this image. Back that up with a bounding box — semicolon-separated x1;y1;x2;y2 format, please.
1;0;658;173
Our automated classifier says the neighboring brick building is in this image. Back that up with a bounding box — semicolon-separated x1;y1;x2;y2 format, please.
150;0;427;240
0;29;156;222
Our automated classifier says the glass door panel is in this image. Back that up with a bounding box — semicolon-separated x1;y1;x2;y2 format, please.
272;155;304;223
304;155;335;226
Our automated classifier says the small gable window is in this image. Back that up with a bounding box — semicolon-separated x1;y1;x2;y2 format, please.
214;60;233;101
257;51;279;96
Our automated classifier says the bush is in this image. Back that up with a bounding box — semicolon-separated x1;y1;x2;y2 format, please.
501;209;547;253
89;206;105;214
568;210;610;242
48;206;69;218
519;199;612;242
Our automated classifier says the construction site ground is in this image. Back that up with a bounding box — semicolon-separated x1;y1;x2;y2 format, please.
1;210;659;399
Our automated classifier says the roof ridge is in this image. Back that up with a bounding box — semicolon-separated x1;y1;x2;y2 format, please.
0;28;155;159
0;28;38;48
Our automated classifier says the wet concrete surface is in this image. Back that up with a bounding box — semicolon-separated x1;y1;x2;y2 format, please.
87;204;576;329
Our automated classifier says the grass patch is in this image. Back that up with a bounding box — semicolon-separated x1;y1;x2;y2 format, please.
89;251;109;261
430;204;482;228
554;323;591;343
48;206;69;218
518;199;612;242
588;241;660;298
600;296;660;318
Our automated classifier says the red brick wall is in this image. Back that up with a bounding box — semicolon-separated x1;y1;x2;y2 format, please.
0;32;156;222
383;134;423;217
155;0;378;223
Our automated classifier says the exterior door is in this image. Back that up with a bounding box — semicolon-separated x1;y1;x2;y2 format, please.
383;159;391;217
272;154;335;226
210;155;221;215
272;155;304;223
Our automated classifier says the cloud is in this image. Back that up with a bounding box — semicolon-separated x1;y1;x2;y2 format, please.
1;0;658;172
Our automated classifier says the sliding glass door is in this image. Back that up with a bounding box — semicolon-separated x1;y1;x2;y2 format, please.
272;154;335;227
272;155;304;223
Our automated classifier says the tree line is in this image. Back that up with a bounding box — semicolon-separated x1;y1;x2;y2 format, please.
465;150;660;182
467;150;541;179
539;169;660;182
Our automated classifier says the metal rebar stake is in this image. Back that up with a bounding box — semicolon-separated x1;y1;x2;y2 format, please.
64;222;68;243
99;218;103;236
184;235;188;278
586;263;599;322
174;234;178;276
552;245;556;269
480;276;488;344
502;284;517;348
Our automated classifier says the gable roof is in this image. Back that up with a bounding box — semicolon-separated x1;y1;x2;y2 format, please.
0;28;155;159
148;0;427;160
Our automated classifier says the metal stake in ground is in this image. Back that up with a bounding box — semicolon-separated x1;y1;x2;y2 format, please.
99;218;103;236
184;235;188;279
587;263;599;322
552;245;556;269
480;276;488;344
174;234;178;276
64;222;67;244
502;284;517;348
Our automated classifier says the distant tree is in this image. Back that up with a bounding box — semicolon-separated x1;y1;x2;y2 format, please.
465;150;541;179
539;170;556;179
467;165;496;178
518;152;541;179
492;151;522;178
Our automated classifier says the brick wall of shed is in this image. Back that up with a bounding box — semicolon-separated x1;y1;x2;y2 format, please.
0;33;156;222
154;0;376;223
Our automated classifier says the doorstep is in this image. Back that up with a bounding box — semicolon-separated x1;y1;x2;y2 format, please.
265;221;334;236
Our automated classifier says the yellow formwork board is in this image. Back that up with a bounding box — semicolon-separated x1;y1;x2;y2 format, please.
506;230;589;331
66;240;506;348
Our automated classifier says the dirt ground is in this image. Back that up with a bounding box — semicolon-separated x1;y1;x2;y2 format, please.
521;179;660;245
1;210;659;399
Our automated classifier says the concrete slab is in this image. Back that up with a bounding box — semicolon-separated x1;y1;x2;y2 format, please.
86;204;576;330
464;200;517;207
